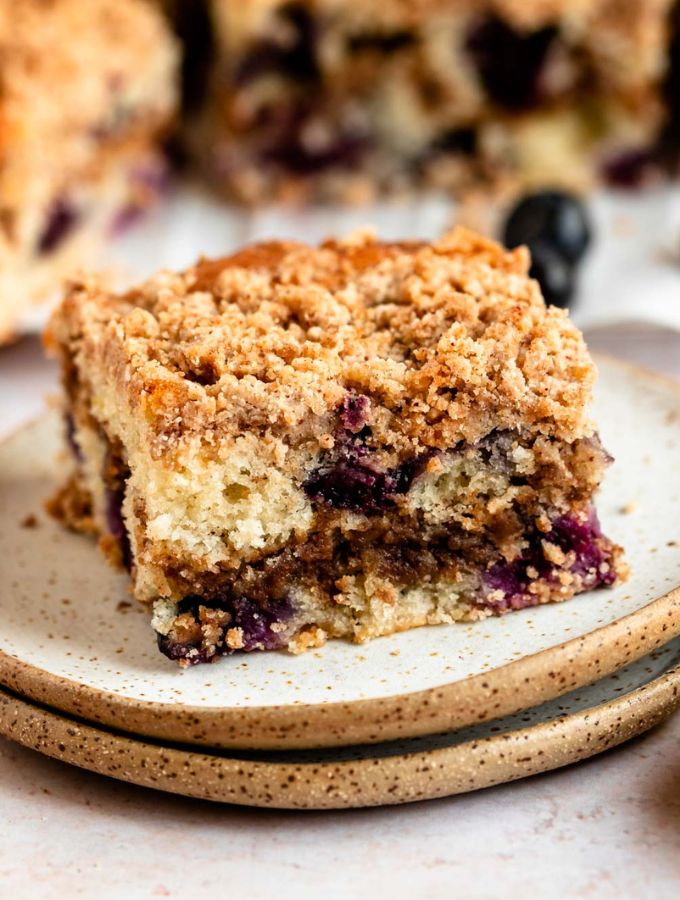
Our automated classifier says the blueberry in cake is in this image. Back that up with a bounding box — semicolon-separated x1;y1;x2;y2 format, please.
178;0;676;202
46;227;627;665
0;0;178;342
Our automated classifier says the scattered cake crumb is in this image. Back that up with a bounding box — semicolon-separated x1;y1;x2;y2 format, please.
226;627;245;650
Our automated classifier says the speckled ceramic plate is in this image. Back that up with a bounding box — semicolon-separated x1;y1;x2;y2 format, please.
1;357;680;751
0;638;678;809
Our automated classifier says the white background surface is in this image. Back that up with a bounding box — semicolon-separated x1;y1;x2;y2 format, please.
0;327;678;898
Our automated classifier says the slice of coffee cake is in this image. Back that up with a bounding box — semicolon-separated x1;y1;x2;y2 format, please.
46;227;626;665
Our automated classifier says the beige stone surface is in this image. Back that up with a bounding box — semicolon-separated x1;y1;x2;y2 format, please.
0;702;677;898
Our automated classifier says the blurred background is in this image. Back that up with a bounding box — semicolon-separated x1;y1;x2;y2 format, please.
1;4;680;898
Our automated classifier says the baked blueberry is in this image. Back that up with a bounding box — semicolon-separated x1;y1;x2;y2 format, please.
466;17;557;111
37;198;79;256
601;149;656;189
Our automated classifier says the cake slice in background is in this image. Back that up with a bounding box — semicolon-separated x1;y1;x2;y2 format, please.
0;0;179;342
176;0;675;203
46;227;627;666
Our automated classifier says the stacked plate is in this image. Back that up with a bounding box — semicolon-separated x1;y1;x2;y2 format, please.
1;357;679;809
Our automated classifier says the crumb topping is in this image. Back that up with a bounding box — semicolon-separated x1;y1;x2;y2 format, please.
48;227;597;457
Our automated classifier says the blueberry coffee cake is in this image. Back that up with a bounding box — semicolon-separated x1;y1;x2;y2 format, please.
0;0;178;342
46;227;626;665
178;0;676;202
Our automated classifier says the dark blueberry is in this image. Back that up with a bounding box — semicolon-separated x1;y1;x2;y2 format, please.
482;507;616;611
304;446;436;513
105;485;132;571
231;596;293;651
64;414;83;464
600;149;657;189
157;593;295;663
37;198;79;256
429;128;477;157
549;509;617;587
526;241;575;309
156;633;212;666
171;0;215;111
304;455;390;512
260;112;369;175
102;445;132;570
466;17;557;111
483;563;537;611
502;191;592;264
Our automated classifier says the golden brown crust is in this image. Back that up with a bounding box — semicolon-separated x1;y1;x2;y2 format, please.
48;227;597;463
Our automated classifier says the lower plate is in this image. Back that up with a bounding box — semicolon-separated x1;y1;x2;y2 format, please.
1;638;678;810
2;358;680;749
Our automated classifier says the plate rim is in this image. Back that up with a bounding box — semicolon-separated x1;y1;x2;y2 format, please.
1;354;680;751
0;652;678;809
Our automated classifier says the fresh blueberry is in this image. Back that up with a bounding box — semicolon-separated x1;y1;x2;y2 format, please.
526;241;575;309
502;190;592;264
